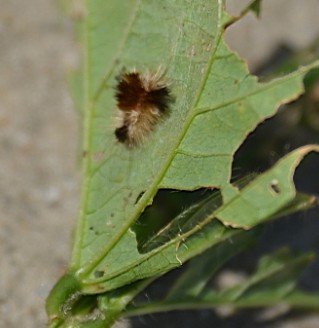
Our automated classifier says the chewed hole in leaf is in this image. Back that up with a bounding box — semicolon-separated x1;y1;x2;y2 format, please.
270;179;281;194
294;152;319;194
132;188;222;253
135;191;145;205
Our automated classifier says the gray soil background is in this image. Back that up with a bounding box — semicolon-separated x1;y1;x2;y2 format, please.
0;0;319;327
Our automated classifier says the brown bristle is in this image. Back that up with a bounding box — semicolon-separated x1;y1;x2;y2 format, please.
114;68;174;147
116;73;145;112
147;87;172;112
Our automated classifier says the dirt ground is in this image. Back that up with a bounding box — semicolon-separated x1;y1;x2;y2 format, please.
0;0;319;327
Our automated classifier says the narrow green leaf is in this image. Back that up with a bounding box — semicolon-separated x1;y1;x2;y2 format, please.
217;248;314;302
285;290;319;309
124;249;317;317
165;229;258;300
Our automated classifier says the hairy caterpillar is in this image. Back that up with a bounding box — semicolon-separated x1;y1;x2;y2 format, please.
114;68;173;147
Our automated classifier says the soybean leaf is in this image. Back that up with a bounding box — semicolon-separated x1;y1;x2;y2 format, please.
68;0;318;290
46;0;319;326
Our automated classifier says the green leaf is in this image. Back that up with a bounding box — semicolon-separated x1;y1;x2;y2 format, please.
165;228;259;300
52;0;319;293
124;248;317;317
70;0;318;285
47;145;319;324
46;145;318;302
285;290;319;309
216;146;319;228
218;248;314;303
47;0;319;326
80;146;319;293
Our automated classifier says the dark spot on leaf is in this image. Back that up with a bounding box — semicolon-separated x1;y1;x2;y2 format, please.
94;270;105;278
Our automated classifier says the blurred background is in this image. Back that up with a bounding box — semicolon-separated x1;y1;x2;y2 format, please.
0;0;318;327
